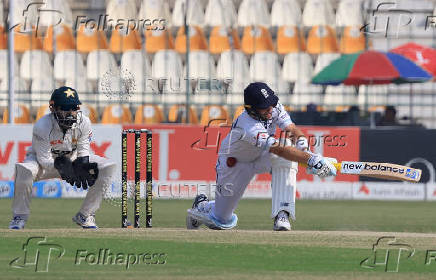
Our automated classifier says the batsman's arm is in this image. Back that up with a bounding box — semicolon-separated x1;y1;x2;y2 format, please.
269;145;311;164
284;124;308;151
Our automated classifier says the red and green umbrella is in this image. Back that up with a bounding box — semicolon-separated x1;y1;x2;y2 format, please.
312;51;432;85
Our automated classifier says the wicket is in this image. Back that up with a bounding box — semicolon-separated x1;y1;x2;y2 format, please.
121;129;153;228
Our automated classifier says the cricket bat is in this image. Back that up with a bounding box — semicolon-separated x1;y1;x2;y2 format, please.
332;161;422;183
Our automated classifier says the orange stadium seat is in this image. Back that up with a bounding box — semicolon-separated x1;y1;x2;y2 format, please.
109;26;142;53
36;104;51;121
306;25;338;54
200;105;230;126
144;29;174;53
0;26;7;49
80;104;98;123
276;26;306;55
76;25;108;53
101;105;133;124
175;26;208;54
339;26;366;54
3;104;31;123
241;26;274;55
13;25;43;53
43;24;75;52
134;105;164;124
209;26;241;55
168;105;199;124
233;105;245;121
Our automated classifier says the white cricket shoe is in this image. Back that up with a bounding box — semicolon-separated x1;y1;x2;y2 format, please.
72;212;98;229
9;216;27;230
273;211;291;231
186;194;209;229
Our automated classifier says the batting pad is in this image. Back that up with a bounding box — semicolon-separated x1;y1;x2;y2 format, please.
270;154;297;220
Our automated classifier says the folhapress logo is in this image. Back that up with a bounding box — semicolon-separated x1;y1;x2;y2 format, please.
9;237;65;272
361;236;415;272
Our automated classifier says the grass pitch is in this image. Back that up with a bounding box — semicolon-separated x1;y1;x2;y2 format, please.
1;199;436;279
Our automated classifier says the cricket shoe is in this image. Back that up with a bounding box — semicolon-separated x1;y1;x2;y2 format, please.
273;211;291;231
186;194;209;229
72;212;98;229
8;216;27;230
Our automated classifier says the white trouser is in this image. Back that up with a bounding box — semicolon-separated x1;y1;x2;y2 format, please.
12;154;116;218
213;149;298;224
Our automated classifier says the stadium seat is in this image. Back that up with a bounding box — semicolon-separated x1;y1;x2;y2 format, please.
276;26;306;54
30;76;56;107
216;50;250;95
241;26;274;55
249;51;290;94
54;50;86;81
306;25;338;54
106;0;137;23
134;104;164;124
314;53;340;75
65;75;93;103
43;24;75;52
271;0;302;27
80;104;98;123
101;105;133;124
0;26;7;49
185;50;216;80
233;105;245;120
204;0;237;27
13;25;43;53
302;0;335;27
172;0;205;27
324;85;358;108
20;50;53;80
168;105;199;124
238;0;270;27
144;29;174;53
292;82;323;107
339;26;366;54
109;26;142;53
200;105;230;125
36;104;51;121
138;0;172;27
175;26;208;53
121;50;151;84
0;77;28;107
0;50;20;81
282;52;313;83
2;104;31;124
76;25;108;53
336;0;364;27
209;26;241;54
39;0;73;27
152;50;183;80
86;50;118;81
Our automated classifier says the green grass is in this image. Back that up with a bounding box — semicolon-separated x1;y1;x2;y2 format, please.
1;199;436;279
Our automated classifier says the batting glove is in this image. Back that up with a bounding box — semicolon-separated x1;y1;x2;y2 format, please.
307;152;337;178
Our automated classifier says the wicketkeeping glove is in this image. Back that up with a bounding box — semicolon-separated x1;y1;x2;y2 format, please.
72;156;99;189
54;156;76;186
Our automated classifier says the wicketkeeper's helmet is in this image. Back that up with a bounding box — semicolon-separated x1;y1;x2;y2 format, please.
49;86;82;129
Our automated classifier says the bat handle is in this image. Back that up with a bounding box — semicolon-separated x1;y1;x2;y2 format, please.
333;162;342;171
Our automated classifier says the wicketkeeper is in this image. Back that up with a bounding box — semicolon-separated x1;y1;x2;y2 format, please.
8;86;116;229
186;82;337;231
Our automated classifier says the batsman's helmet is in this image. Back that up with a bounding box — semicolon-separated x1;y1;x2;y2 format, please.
244;82;278;120
49;86;82;129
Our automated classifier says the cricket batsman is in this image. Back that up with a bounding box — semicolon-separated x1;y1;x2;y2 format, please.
8;86;116;229
186;82;337;231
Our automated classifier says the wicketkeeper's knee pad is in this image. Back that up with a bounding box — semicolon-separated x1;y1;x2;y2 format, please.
15;163;37;183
